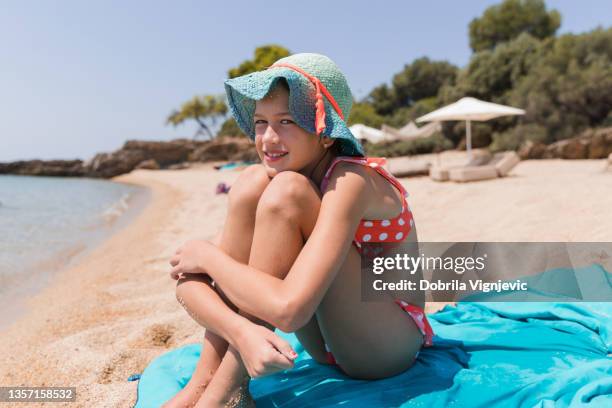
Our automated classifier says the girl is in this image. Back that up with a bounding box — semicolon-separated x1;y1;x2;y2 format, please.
165;53;433;407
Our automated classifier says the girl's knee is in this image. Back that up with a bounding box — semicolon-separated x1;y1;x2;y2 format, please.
228;164;270;210
257;171;320;219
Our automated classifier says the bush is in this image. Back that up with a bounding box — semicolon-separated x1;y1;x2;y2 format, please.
364;133;453;157
509;28;612;142
347;102;385;128
489;123;548;152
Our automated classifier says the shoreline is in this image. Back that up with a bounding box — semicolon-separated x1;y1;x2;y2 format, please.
0;167;200;407
0;177;151;331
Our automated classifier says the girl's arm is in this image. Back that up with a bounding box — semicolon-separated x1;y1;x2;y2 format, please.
200;163;374;332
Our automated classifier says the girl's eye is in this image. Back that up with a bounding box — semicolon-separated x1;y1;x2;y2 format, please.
254;119;294;125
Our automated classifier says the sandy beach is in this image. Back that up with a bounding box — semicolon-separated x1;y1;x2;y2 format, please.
1;156;611;407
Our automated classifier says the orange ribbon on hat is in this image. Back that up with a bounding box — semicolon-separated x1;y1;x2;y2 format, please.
269;63;345;135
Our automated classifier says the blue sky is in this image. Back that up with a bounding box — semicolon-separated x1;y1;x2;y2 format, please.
1;0;610;161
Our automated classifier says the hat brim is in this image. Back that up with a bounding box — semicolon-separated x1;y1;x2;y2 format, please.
224;68;364;157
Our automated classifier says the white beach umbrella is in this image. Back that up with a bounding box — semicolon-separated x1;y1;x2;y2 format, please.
416;97;525;159
349;124;387;144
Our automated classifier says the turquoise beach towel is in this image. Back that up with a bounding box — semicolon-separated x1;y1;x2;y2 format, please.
134;301;611;407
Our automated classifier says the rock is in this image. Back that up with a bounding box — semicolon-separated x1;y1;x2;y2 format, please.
563;138;589;159
587;127;612;159
84;150;148;178
542;127;612;159
518;140;547;159
167;162;190;170
188;137;256;162
84;139;203;177
0;160;85;177
1;137;257;178
122;140;195;166
135;159;160;170
545;138;589;159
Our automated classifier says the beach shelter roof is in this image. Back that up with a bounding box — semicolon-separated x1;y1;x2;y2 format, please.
416;97;525;122
382;121;442;141
349;124;387;144
416;97;525;158
400;121;419;134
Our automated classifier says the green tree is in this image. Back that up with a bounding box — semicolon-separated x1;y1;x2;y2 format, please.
469;0;560;52
392;57;457;106
385;97;441;128
228;45;291;78
366;84;397;116
443;32;543;103
347;102;385;128
217;117;245;138
167;95;228;139
367;58;457;116
510;27;612;141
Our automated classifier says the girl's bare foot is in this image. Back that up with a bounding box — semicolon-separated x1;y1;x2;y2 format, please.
194;377;255;408
161;378;211;408
225;380;256;408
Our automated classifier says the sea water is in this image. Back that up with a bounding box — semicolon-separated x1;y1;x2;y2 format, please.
0;174;150;328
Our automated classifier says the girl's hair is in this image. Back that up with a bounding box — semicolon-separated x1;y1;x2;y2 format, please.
272;78;341;157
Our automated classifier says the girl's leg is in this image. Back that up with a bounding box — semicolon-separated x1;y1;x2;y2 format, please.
162;329;229;408
197;171;323;407
163;165;270;408
202;167;423;399
315;243;424;379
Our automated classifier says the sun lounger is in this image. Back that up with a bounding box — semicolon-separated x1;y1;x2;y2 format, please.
429;150;492;182
429;166;452;181
448;165;498;182
387;159;431;178
432;150;520;183
490;151;520;177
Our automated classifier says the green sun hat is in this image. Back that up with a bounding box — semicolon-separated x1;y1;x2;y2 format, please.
224;53;365;157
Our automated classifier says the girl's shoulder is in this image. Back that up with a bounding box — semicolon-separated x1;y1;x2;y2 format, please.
320;156;392;193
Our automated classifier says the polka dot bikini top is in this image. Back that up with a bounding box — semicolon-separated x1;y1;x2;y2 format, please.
320;156;415;251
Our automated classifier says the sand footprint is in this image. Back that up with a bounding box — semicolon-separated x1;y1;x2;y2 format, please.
98;350;149;384
129;323;176;348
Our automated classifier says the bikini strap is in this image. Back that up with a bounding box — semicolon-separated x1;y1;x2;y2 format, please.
320;156;408;199
320;156;364;192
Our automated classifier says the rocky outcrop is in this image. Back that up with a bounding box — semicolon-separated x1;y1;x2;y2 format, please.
84;139;208;178
518;127;612;160
134;159;160;170
517;140;548;160
122;140;196;165
85;150;148;178
0;160;86;177
0;137;258;178
189;138;258;162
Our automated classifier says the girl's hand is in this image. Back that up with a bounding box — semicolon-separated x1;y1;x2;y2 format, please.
169;239;212;280
235;322;297;378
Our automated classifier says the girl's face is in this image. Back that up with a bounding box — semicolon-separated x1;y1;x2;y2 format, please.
254;85;331;177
